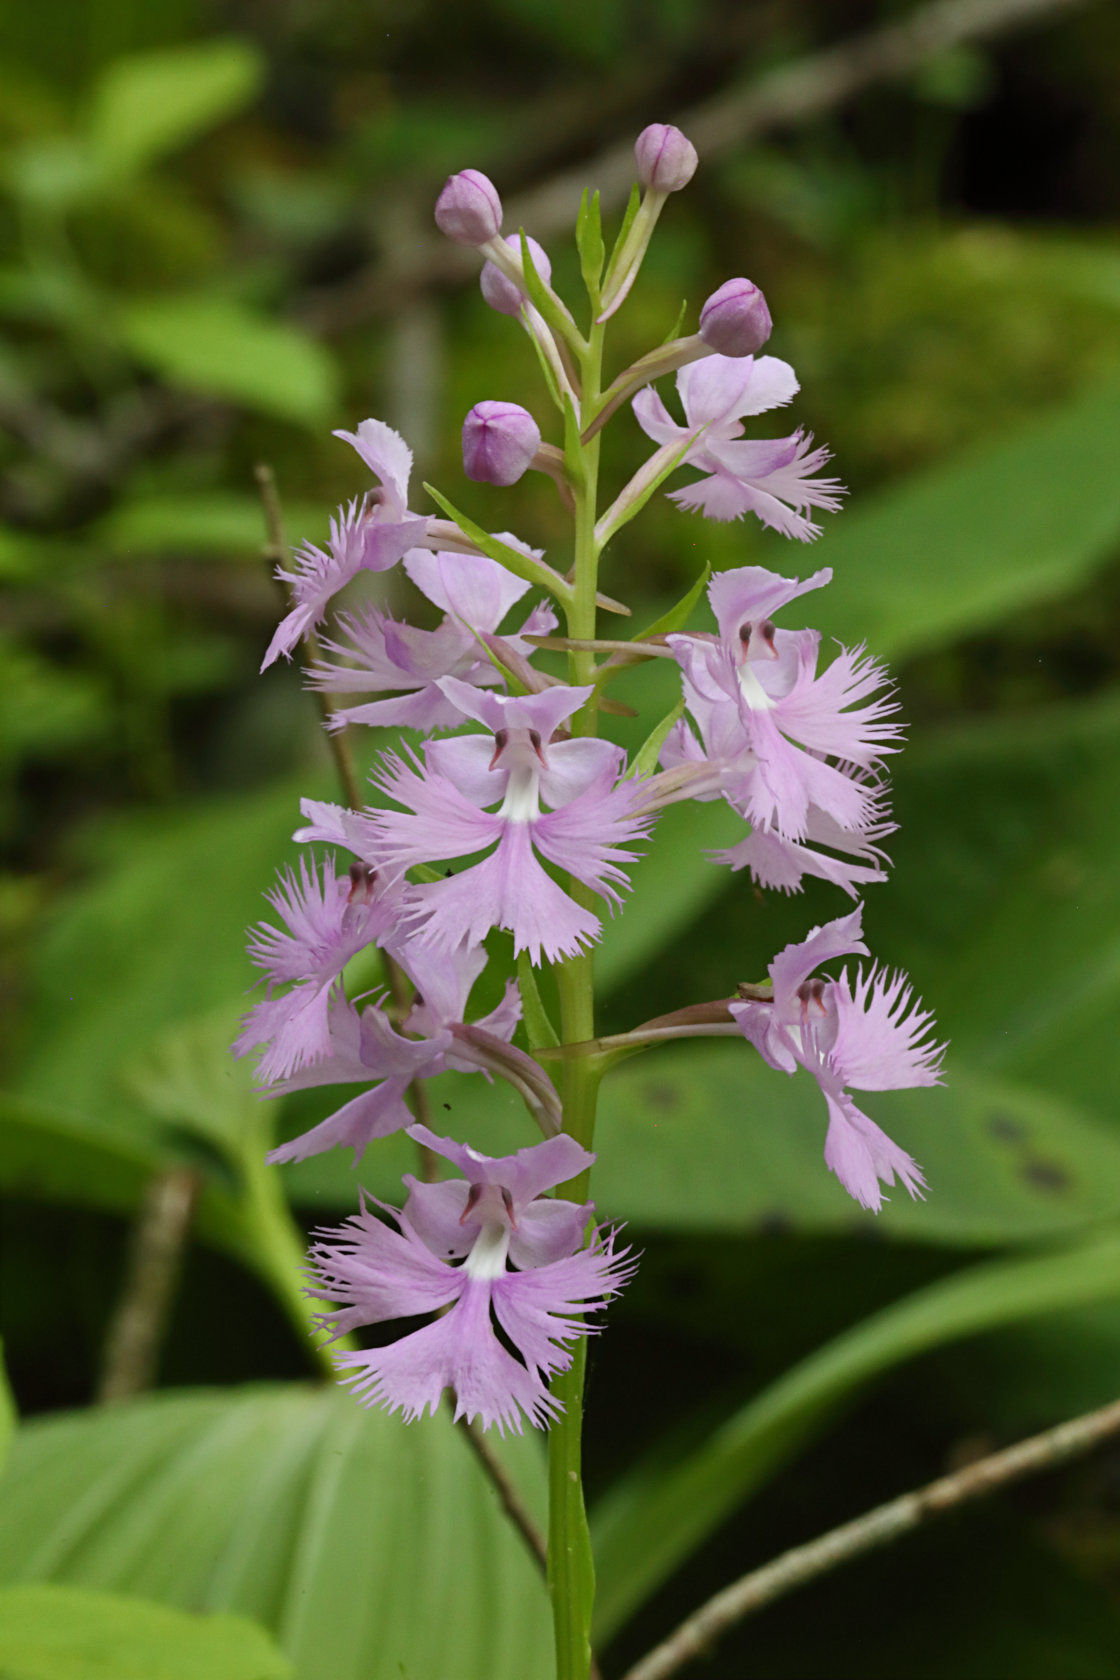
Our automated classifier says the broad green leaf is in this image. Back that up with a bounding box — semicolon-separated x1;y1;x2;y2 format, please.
0;1340;14;1476
13;781;305;1124
592;1045;1120;1243
591;1230;1120;1640
0;1584;289;1680
119;296;337;426
884;693;1120;1124
596;796;745;994
0;639;108;766
0;1386;550;1680
88;41;264;176
122;1010;263;1161
0;1092;268;1277
811;376;1120;660
6;138;103;210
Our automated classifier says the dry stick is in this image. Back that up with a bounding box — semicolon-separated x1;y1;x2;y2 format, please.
302;0;1098;335
619;1393;1120;1680
254;465;550;1572
97;1168;200;1404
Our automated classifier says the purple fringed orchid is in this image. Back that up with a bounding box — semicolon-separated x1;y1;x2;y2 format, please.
633;355;845;539
234;856;407;1084
307;1126;635;1434
263;420;452;669
365;679;653;963
261;937;527;1165
308;547;557;733
731;907;945;1212
659;564;901;890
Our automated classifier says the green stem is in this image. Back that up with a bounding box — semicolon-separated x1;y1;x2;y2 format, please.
242;1144;347;1378
548;314;607;1680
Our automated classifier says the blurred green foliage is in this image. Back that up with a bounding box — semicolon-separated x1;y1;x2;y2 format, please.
4;1;1120;1677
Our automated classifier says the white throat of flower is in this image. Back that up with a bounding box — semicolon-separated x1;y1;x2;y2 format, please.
493;726;546;823
737;662;776;712
465;1219;512;1281
735;618;779;712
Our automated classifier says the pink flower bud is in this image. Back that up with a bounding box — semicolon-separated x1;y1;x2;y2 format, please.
480;235;552;315
434;169;502;245
634;124;698;193
698;278;773;358
462;401;542;487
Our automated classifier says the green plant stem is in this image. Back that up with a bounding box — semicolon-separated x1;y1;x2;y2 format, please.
242;1144;346;1378
548;315;607;1680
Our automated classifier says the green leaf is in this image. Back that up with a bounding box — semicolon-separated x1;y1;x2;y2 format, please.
121;1010;263;1164
0;1584;290;1679
590;1042;1120;1245
627;697;684;779
0;1387;550;1680
634;562;710;640
12;783;305;1124
0;1092;251;1253
591;1230;1120;1641
517;952;560;1051
119;296;338;427
96;494;329;558
421;483;572;603
6;138;104;210
596;796;745;995
88;40;264;176
0;1341;15;1477
811;376;1120;661
575;188;605;299
885;694;1120;1125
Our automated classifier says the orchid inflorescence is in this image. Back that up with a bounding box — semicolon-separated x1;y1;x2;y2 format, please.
236;125;945;1449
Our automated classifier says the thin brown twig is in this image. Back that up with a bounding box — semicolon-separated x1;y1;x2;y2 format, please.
619;1393;1120;1680
97;1168;200;1404
301;0;1098;335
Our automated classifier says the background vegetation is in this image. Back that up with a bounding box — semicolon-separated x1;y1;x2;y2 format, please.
3;1;1120;1675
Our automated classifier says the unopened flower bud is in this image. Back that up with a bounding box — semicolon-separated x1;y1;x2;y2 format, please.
480;235;552;315
434;169;502;245
634;124;698;193
698;278;773;358
462;401;542;487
